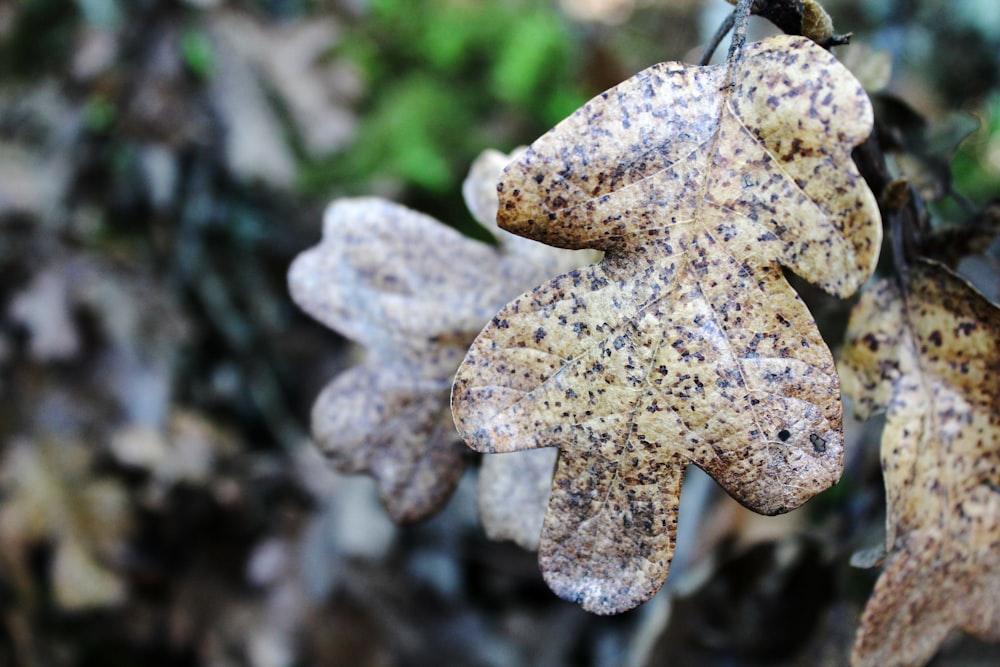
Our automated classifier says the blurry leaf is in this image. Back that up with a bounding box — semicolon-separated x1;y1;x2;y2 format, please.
208;11;361;178
841;260;1000;667
0;135;71;217
52;520;126;611
921;208;1000;304
8;264;81;361
0;439;130;611
838;41;892;93
110;410;238;505
307;357;466;523
477;448;557;550
289;152;587;523
209;18;296;187
451;35;880;614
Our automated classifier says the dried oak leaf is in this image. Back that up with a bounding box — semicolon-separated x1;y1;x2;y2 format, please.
0;439;130;611
452;35;880;614
288;171;588;525
289;198;507;523
841;259;1000;667
465;149;589;548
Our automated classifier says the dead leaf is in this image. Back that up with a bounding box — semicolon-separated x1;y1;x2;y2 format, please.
840;259;1000;667
477;448;558;550
727;0;838;46
209;19;297;187
463;148;593;547
110;409;238;506
288;162;588;524
289;198;494;522
452;35;880;613
209;11;361;161
0;438;130;611
309;358;466;523
463;148;600;270
288;150;591;528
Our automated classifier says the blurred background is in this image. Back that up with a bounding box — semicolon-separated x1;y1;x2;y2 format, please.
0;0;998;665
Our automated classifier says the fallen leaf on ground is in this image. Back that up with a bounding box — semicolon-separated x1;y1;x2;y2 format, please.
110;409;238;506
209;11;361;160
452;35;880;613
0;438;130;611
840;259;1000;667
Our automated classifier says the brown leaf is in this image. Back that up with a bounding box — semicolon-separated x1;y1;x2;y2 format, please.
289;171;588;524
840;260;1000;667
727;0;837;46
452;35;880;613
310;361;464;522
0;439;130;611
289;197;506;522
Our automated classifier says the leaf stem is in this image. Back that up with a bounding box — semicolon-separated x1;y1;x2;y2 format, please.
727;0;754;66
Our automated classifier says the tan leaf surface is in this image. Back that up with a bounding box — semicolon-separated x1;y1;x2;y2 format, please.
289;197;508;522
840;260;1000;667
452;35;880;613
0;439;130;611
289;161;587;523
464;148;593;545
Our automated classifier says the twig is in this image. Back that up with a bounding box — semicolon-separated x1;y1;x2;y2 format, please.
699;10;735;66
726;0;755;66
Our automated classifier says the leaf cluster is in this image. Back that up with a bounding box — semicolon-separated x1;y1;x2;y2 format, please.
288;3;1000;664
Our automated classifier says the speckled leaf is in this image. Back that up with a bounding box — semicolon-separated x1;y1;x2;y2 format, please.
452;35;880;613
289;154;587;524
289;198;501;522
309;361;464;522
841;260;1000;667
464;149;591;545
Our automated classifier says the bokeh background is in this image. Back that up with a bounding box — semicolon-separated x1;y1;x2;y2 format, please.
0;0;998;665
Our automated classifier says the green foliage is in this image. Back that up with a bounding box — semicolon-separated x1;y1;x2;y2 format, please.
301;0;588;211
951;93;1000;202
180;27;215;80
83;93;116;133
